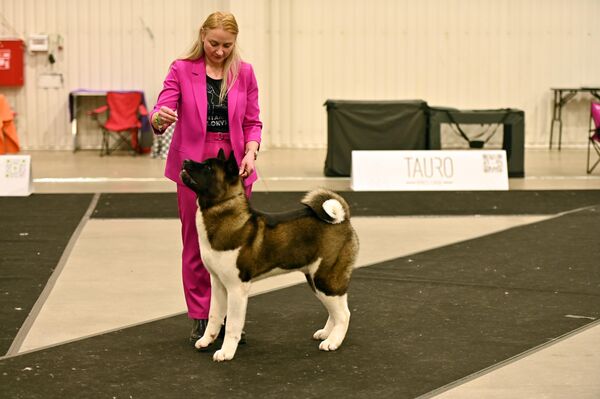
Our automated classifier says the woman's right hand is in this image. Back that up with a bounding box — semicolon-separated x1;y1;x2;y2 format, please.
152;106;178;130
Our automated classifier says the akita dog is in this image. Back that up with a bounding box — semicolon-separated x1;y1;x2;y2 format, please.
180;150;359;362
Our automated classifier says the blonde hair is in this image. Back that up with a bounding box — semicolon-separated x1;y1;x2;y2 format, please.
182;11;241;104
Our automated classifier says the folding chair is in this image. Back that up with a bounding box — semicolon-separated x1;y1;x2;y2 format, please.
587;102;600;174
90;91;148;156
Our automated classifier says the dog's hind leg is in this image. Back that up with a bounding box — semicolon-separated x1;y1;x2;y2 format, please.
311;239;355;350
305;272;334;341
195;275;227;350
213;282;251;362
314;292;350;351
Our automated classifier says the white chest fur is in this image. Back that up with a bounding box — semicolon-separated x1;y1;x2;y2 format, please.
195;209;243;284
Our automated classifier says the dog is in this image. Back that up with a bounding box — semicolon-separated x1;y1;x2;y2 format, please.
180;149;359;361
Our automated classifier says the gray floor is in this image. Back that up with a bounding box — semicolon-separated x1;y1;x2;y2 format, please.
26;148;600;193
11;148;600;398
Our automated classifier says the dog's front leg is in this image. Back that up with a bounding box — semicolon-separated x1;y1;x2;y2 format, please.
195;275;227;350
213;282;250;362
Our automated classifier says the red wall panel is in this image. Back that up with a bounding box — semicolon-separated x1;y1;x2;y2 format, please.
0;40;25;87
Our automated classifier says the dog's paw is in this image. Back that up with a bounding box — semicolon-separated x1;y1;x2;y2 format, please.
213;349;234;362
319;339;341;351
313;328;330;341
195;336;213;350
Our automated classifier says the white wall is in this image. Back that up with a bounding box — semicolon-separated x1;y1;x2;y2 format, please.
1;0;599;150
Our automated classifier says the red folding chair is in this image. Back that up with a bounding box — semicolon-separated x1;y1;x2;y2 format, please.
90;91;148;156
588;102;600;174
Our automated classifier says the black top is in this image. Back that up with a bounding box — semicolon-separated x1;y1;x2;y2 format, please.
206;75;229;133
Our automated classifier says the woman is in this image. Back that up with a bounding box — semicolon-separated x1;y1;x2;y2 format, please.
149;11;262;344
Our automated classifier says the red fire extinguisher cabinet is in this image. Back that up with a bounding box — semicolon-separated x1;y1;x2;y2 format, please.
0;40;25;87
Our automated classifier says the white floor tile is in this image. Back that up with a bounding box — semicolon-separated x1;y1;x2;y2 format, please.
431;322;600;399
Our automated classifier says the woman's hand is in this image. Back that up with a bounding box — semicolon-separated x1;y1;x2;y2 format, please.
152;106;178;130
239;150;256;179
239;141;259;179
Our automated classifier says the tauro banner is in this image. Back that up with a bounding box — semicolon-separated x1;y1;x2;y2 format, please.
352;150;508;191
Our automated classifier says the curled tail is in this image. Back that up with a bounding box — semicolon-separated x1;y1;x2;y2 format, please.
301;189;351;224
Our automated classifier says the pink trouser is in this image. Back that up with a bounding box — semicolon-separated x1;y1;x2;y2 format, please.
176;136;252;319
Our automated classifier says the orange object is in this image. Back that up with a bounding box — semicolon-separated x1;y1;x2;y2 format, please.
0;94;19;154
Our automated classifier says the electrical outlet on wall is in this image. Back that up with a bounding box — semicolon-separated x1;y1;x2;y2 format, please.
28;35;49;52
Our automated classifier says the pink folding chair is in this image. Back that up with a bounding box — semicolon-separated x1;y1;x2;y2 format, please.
588;102;600;173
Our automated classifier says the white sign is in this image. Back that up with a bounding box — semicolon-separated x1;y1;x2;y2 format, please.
0;155;33;196
352;150;508;191
0;49;10;70
28;34;49;52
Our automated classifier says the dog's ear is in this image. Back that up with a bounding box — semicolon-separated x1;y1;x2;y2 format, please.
225;150;239;176
217;148;226;161
228;150;236;164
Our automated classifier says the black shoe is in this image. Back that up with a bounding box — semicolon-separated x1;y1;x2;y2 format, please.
189;319;207;345
219;318;246;344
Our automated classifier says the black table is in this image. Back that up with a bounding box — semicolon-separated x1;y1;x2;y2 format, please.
549;87;600;150
323;99;428;177
428;107;525;178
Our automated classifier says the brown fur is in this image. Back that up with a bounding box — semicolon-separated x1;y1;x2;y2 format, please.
181;151;358;295
180;149;359;359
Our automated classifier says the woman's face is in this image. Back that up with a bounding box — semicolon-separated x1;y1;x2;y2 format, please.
202;27;236;66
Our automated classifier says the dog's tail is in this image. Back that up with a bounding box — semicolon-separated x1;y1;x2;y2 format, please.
302;189;351;224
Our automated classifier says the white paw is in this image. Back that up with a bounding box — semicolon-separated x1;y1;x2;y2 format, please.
213;349;234;362
313;329;330;341
194;336;212;350
319;339;340;351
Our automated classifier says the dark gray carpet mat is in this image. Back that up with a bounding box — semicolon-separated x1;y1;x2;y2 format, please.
0;194;94;355
1;203;599;398
92;190;600;218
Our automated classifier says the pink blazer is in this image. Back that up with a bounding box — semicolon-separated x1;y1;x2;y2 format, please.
150;57;262;186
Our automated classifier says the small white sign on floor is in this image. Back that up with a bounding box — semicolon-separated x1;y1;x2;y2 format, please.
0;155;33;196
352;150;508;191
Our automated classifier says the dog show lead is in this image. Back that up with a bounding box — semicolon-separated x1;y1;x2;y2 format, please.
149;11;262;346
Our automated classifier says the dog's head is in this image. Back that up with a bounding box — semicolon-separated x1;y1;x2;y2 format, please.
180;149;241;207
